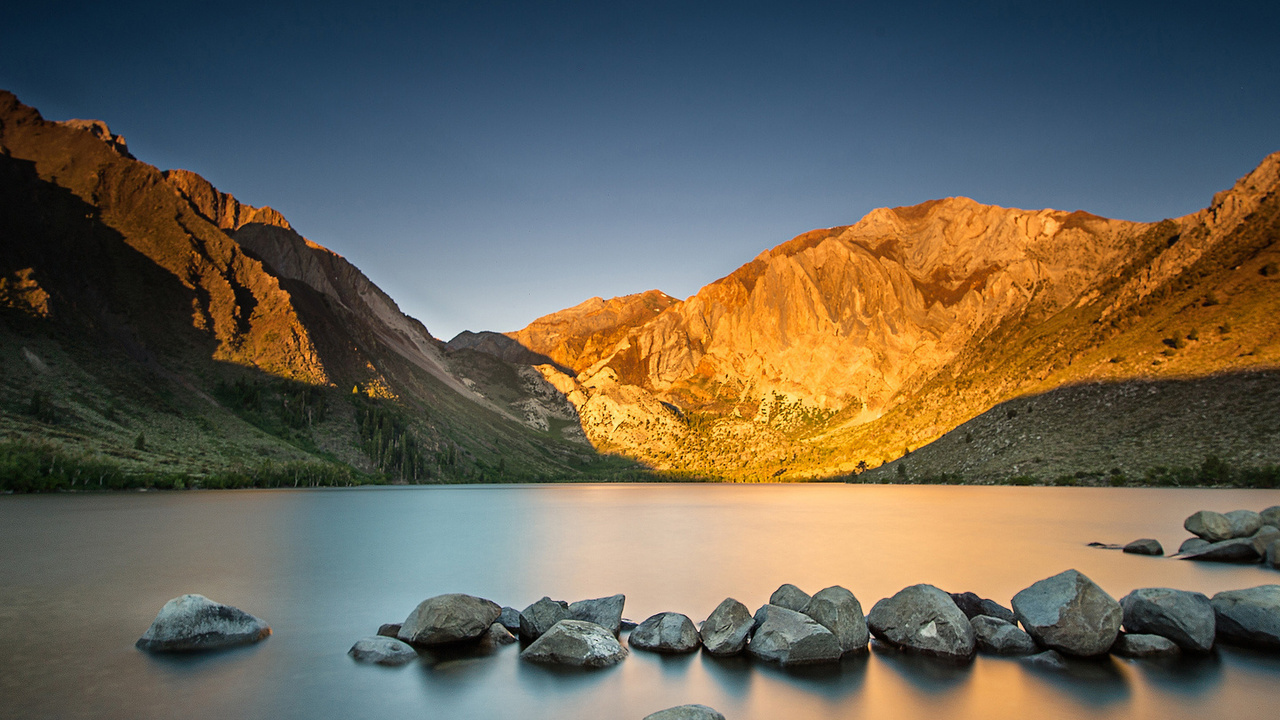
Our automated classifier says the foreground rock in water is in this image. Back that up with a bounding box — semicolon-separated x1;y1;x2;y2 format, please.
1112;633;1180;658
700;598;753;656
769;584;812;612
949;592;1016;624
377;623;401;638
1179;538;1261;563
804;586;870;655
1023;649;1068;671
398;594;501;646
136;594;271;652
748;605;842;666
971;615;1038;655
643;704;726;720
484;623;517;646
630;612;700;653
1224;510;1263;538
1251;526;1280;555
348;636;418;665
498;606;522;633
1211;585;1280;649
568;594;625;636
867;584;976;660
1123;539;1163;556
520;619;628;667
1120;587;1215;652
1011;570;1121;657
1185;511;1234;542
520;597;570;641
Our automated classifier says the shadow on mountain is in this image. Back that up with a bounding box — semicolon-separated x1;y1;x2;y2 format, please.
446;330;569;375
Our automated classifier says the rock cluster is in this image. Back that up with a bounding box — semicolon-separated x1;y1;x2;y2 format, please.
1178;506;1280;565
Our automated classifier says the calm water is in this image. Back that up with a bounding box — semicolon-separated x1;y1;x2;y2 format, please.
3;485;1280;720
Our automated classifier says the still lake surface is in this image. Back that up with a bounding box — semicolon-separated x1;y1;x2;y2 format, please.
3;484;1280;719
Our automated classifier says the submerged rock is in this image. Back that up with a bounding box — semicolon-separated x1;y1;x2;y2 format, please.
1211;585;1280;649
1179;538;1261;563
630;612;700;653
1120;587;1215;652
1011;569;1121;657
398;594;501;646
348;636;418;665
1123;539;1163;556
748;604;842;666
867;584;976;660
769;583;812;612
949;591;1016;624
699;598;753;656
519;597;570;641
1023;649;1068;671
804;586;869;655
643;705;726;720
568;594;625;636
1224;510;1263;539
1185;511;1234;542
136;594;271;652
971;615;1038;655
520;619;628;667
1112;633;1179;658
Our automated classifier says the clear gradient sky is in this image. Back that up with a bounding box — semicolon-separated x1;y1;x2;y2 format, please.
4;1;1278;339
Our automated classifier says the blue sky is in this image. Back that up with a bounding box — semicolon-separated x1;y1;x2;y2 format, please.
4;1;1278;339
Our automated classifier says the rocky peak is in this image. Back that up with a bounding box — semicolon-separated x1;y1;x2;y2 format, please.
163;168;292;232
54;118;133;158
506;289;680;373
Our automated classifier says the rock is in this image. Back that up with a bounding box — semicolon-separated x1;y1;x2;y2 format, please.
630;612;700;653
1112;633;1180;658
1185;510;1234;542
1224;509;1263;538
519;597;570;641
1023;649;1068;670
1211;585;1280;649
643;705;726;720
1268;539;1280;570
1250;526;1280;556
1179;538;1261;563
377;623;401;638
620;618;639;631
348;636;418;665
1123;539;1163;556
1087;542;1124;550
398;594;501;646
136;594;271;652
1120;587;1215;652
498;606;522;633
1262;506;1280;529
568;594;625;636
520;619;628;667
971;615;1038;655
949;592;1016;624
804;586;869;654
748;604;842;666
1011;569;1121;657
484;622;517;646
1178;537;1210;554
866;584;976;660
769;583;811;612
699;598;753;656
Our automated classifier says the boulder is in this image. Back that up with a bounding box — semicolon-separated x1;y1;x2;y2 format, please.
1120;587;1215;652
630;612;700;654
1250;526;1280;556
136;594;271;652
568;594;625;636
520;619;628;667
699;598;753;656
1178;538;1261;563
1224;509;1263;538
398;594;501;646
484;622;517;646
866;584;976;660
1111;633;1179;658
1123;539;1163;556
643;705;726;720
1011;569;1121;657
1022;649;1068;670
348;636;418;665
949;591;1016;624
1211;585;1280;649
1178;537;1210;554
1184;511;1234;542
748;604;842;666
519;597;569;641
971;615;1038;655
498;606;522;633
804;585;869;654
1261;506;1280;529
377;622;401;638
769;583;811;612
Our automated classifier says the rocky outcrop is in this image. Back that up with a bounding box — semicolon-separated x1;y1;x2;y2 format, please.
568;594;626;636
1123;539;1163;556
700;598;753;656
643;705;726;720
867;584;976;660
135;594;271;652
520;620;628;667
971;615;1037;655
1112;633;1180;658
55;119;133;158
748;605;842;666
1011;570;1121;657
769;584;811;612
348;636;418;665
519;597;569;641
804;586;869;655
397;594;501;646
1185;511;1234;542
1211;586;1280;649
629;613;699;654
1119;588;1215;652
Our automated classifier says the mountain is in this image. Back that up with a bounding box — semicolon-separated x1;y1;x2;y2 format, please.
0;90;640;487
495;153;1280;481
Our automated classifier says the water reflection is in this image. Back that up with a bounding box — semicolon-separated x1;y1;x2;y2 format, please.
1021;654;1131;708
871;642;974;692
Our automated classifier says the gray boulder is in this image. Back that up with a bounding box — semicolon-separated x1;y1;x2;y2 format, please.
520;619;628;667
770;583;811;612
377;622;401;638
630;612;699;653
1112;633;1179;658
1250;526;1280;556
1179;538;1261;563
949;591;1016;624
1185;510;1234;542
1224;509;1263;538
348;636;418;665
484;622;517;646
1261;506;1280;529
643;705;726;720
1023;649;1068;670
1178;537;1210;554
1011;569;1121;657
136;594;271;652
1123;539;1163;556
1120;587;1215;652
804;585;869;655
699;598;753;656
398;593;501;646
519;596;569;641
568;594;625;636
1211;585;1280;649
748;604;842;666
971;615;1038;655
866;584;976;660
498;606;522;633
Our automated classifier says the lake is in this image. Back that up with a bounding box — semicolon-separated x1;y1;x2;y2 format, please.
2;484;1279;719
